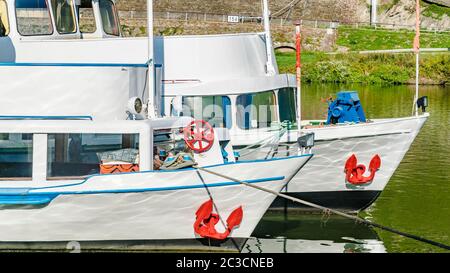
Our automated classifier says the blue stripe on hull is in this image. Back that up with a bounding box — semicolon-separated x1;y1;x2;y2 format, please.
0;62;148;68
0;176;285;206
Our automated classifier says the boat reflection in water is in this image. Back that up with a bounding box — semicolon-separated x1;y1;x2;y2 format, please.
243;212;386;253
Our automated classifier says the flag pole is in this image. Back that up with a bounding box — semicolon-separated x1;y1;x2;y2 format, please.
413;0;420;117
147;0;156;119
296;24;302;135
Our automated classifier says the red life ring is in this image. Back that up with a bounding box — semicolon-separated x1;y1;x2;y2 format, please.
183;120;215;153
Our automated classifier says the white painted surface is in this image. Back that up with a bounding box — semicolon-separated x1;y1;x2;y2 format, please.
0;155;311;242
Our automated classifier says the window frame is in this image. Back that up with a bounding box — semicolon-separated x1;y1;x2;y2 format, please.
15;0;54;37
236;91;278;130
46;133;140;180
98;0;120;36
0;133;33;181
77;0;97;34
278;87;298;124
50;0;78;35
181;95;233;129
0;0;10;36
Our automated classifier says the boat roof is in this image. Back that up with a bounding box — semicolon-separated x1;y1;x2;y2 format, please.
0;117;194;134
163;74;296;97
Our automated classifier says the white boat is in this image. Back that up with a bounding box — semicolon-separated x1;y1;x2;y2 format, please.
155;5;430;212
0;0;428;213
0;117;311;251
159;38;429;211
0;0;314;251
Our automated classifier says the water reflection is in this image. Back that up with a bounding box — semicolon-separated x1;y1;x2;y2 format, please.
243;212;386;253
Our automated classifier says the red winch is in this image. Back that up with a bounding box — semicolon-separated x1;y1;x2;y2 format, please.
183;120;215;153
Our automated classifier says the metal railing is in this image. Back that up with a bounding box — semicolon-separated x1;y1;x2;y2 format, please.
117;10;450;34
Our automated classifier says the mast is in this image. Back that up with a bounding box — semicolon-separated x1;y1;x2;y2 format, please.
413;0;420;116
371;0;378;26
147;0;157;119
262;0;276;75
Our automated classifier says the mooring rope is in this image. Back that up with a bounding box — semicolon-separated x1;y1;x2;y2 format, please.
193;165;450;251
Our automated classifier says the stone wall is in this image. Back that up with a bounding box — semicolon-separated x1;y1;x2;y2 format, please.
116;0;366;22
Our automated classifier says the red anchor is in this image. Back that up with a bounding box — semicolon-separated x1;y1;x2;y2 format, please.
193;199;243;240
344;154;381;185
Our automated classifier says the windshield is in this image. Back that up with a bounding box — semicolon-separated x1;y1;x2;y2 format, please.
99;0;119;36
78;0;96;33
182;96;232;129
0;0;9;36
51;0;76;34
278;88;297;124
236;91;277;130
15;0;53;36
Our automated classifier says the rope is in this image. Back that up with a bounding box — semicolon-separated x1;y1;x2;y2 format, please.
237;126;288;159
193;166;450;251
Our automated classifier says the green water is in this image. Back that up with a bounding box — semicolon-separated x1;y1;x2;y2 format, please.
249;83;450;253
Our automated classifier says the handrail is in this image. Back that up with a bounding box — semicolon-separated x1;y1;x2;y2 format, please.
0;116;93;121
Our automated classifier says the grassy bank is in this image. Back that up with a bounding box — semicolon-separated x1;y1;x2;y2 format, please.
336;27;450;51
276;51;450;85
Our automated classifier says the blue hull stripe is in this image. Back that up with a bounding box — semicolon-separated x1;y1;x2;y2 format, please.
0;115;93;121
24;153;313;192
0;62;163;68
0;154;313;194
0;176;285;206
0;62;147;68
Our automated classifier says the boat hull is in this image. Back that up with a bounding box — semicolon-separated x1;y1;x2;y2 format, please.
0;155;311;251
235;114;428;212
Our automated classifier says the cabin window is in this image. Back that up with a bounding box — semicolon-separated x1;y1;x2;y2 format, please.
99;0;119;36
51;0;76;34
47;133;139;179
278;88;297;124
181;96;232;129
236;91;277;129
0;0;10;36
15;0;53;36
78;0;96;33
0;134;33;179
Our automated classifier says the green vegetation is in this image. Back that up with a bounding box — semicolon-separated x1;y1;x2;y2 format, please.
422;1;450;20
378;0;401;13
276;51;450;85
336;27;450;51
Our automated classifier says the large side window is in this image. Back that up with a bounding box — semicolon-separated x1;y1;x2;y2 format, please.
51;0;76;34
0;0;10;36
182;96;232;129
0;134;33;179
15;0;53;36
99;0;119;36
78;0;96;33
47;134;139;179
278;88;297;124
236;91;277;129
